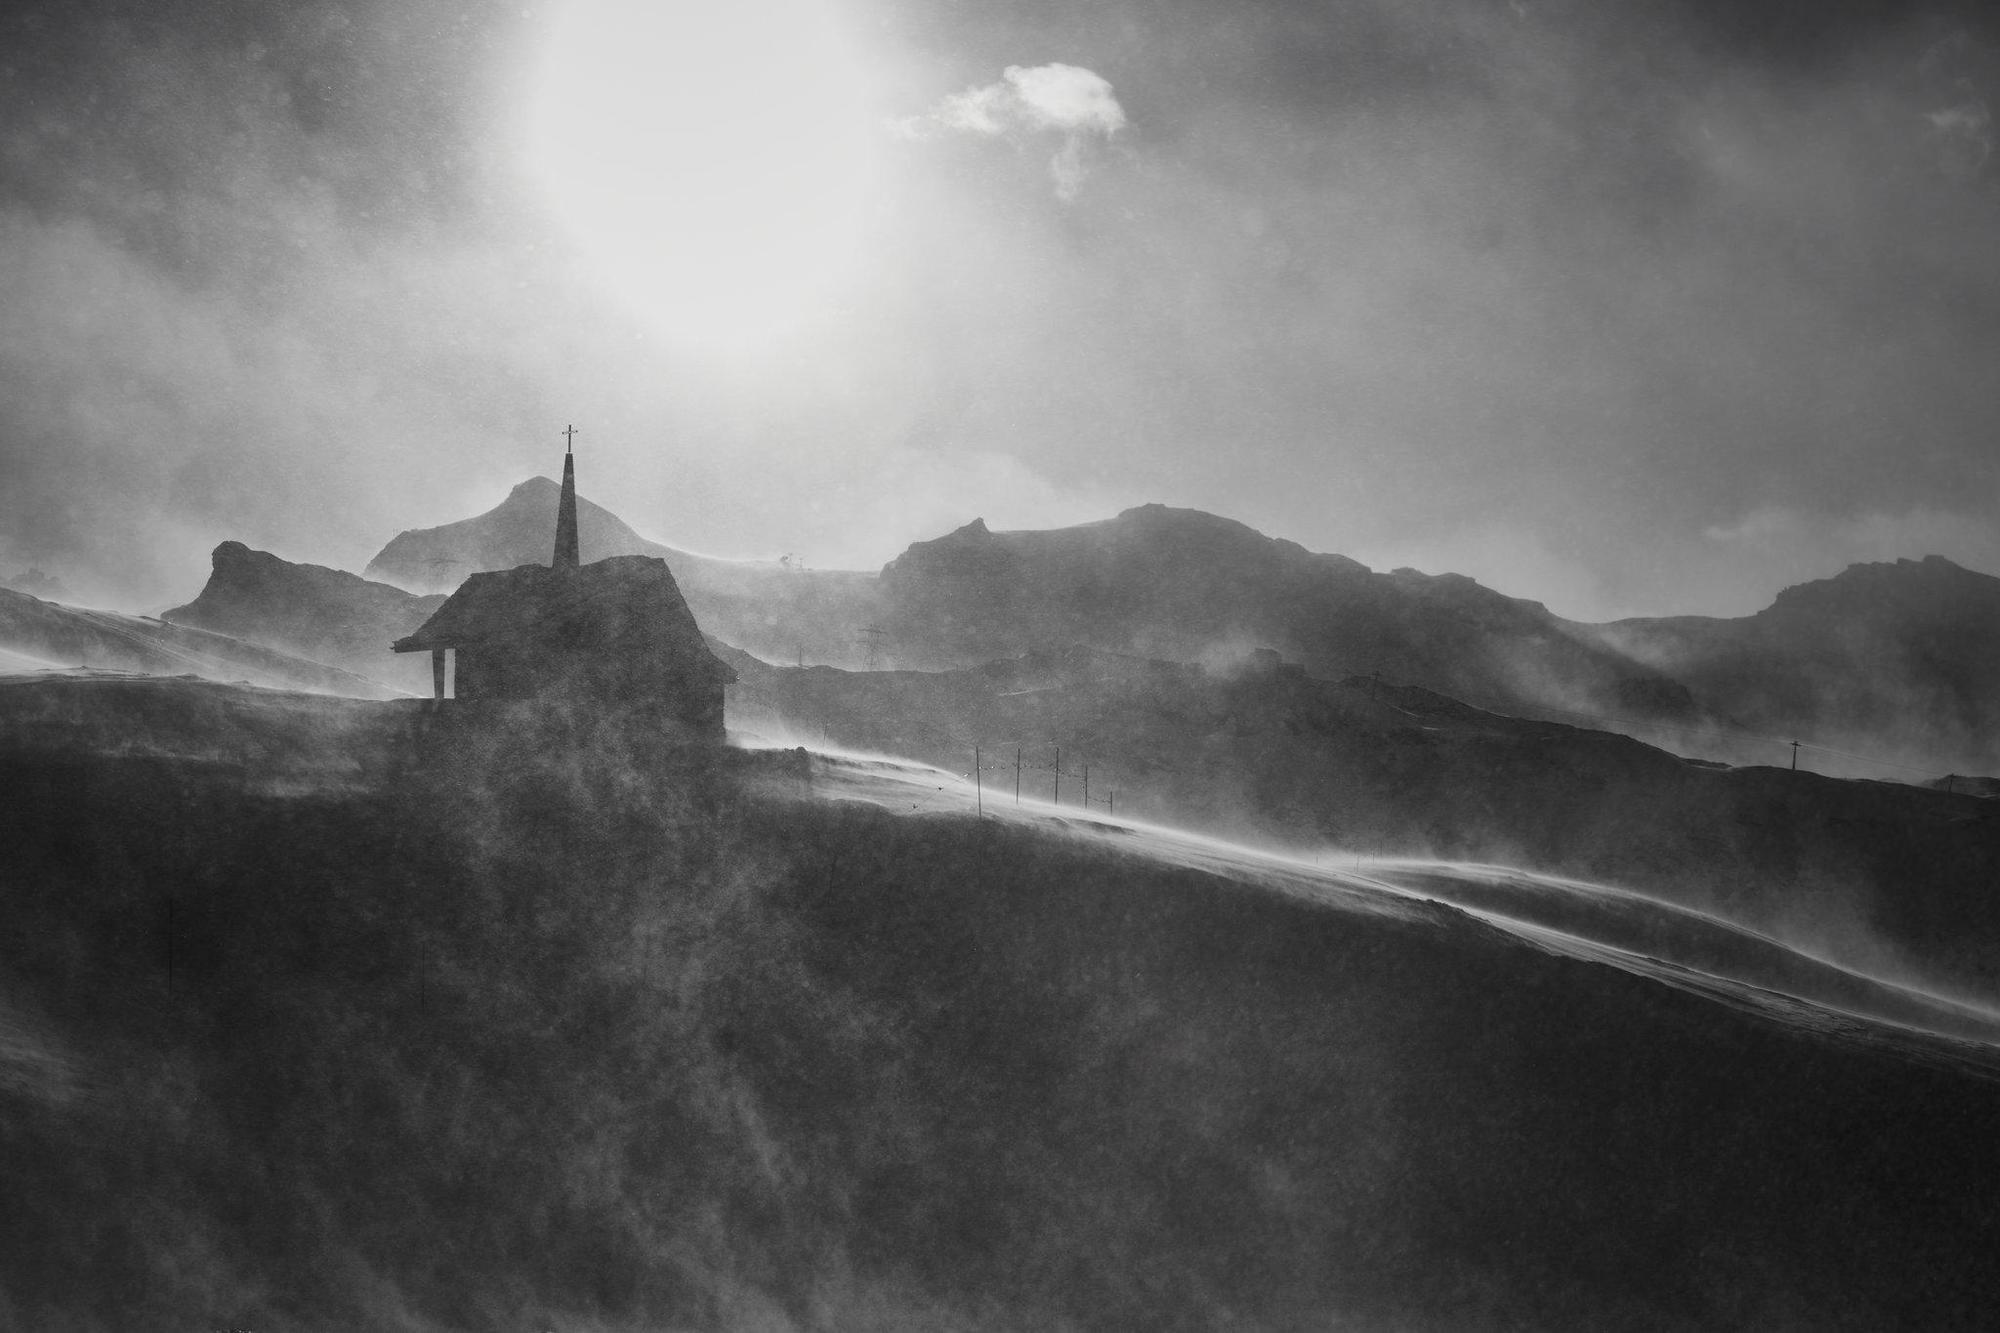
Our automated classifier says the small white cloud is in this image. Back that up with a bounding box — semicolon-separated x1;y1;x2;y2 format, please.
901;63;1127;201
993;63;1127;137
927;80;1013;136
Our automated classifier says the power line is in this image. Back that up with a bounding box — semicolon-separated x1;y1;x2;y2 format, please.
1363;676;1951;780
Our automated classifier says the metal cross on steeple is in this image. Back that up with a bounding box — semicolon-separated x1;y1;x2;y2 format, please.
562;423;578;453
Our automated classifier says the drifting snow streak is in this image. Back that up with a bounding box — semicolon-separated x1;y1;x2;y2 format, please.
1345;861;2000;1048
0;644;71;675
733;730;2000;1069
0;1001;78;1107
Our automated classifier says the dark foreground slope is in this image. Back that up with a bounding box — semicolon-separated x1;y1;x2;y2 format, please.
3;681;1999;1330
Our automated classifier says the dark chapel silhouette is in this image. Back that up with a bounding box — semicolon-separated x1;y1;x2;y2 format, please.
393;436;734;742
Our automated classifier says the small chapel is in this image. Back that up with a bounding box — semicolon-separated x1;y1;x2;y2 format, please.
392;437;735;742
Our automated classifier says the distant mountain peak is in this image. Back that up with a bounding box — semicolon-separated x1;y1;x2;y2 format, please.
364;477;666;591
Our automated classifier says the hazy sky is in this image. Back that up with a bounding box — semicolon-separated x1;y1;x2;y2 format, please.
4;0;2000;618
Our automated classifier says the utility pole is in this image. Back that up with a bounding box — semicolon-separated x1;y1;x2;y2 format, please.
1790;740;1800;772
857;625;887;670
974;745;982;817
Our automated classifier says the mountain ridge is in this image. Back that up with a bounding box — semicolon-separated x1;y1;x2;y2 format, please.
877;501;1697;727
365;476;679;587
151;484;2000;774
162;540;444;694
1585;552;2000;772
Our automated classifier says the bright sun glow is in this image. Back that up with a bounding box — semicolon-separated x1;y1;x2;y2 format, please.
523;0;879;346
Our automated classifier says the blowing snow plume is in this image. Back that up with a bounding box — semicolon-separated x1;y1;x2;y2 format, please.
902;62;1128;200
756;735;2000;1066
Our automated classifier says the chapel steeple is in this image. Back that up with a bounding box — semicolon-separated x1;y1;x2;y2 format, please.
553;424;580;570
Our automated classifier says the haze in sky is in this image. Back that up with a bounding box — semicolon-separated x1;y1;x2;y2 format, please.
3;0;1999;619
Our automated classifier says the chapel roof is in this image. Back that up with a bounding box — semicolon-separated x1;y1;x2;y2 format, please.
391;554;734;683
